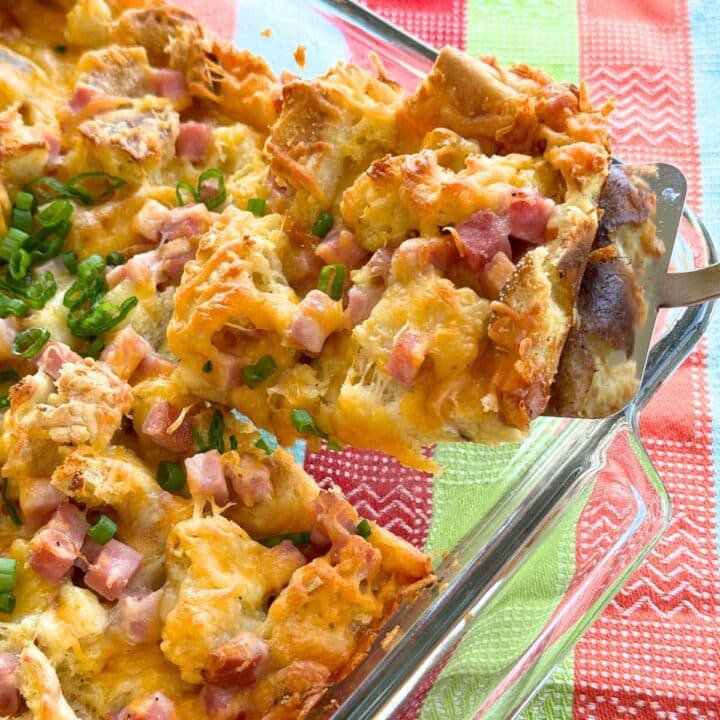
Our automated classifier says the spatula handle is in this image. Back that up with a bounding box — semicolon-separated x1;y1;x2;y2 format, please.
660;263;720;307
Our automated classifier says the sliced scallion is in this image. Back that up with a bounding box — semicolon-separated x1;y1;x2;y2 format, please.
0;592;16;613
105;252;124;266
176;181;199;206
14;192;34;212
312;211;333;238
37;199;73;228
67;296;138;337
87;514;117;544
202;360;213;373
12;208;33;234
247;198;266;217
1;479;21;526
0;397;8;410
157;461;186;493
242;355;277;389
259;532;311;548
198;169;226;210
356;519;372;539
317;263;345;301
61;251;78;274
12;327;50;359
8;249;31;281
0;558;17;593
0;293;28;318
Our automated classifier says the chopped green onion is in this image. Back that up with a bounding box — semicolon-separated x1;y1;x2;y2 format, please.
61;251;78;274
8;249;30;280
12;327;50;359
0;397;8;409
247;198;266;217
202;360;213;373
0;228;29;261
326;439;343;451
37;199;72;227
356;519;372;539
87;336;105;359
198;169;226;210
9;271;57;310
312;211;334;238
157;461;186;493
54;45;67;54
14;192;34;212
207;410;225;453
105;252;124;266
66;172;126;204
229;434;238;451
1;479;21;526
12;208;33;234
87;514;117;544
0;370;19;383
259;532;312;548
25;173;125;206
0;558;17;593
254;436;276;455
27;223;69;264
317;263;345;301
291;408;325;438
64;254;105;309
176;181;199;206
191;411;225;453
0;592;16;614
67;296;138;337
0;293;28;318
242;355;277;389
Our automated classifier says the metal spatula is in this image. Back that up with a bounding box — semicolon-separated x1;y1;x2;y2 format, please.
549;161;717;419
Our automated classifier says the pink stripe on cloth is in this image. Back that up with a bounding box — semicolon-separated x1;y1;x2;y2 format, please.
576;1;719;718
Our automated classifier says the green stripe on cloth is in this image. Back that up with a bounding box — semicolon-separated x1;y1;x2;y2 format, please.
420;435;581;720
466;0;579;83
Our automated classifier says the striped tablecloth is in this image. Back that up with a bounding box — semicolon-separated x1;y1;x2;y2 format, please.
178;0;720;717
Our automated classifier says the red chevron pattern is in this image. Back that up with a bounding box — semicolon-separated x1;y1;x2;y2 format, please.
304;447;434;547
576;1;720;717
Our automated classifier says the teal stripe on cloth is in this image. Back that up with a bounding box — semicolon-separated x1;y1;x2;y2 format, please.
689;1;720;568
422;2;580;717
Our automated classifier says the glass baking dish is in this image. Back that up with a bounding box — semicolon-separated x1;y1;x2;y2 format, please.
228;2;718;718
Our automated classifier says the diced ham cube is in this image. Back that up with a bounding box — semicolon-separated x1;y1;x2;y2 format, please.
43;131;61;169
106;240;195;290
366;247;394;281
315;229;369;269
386;332;428;387
477;251;515;299
0;653;20;717
156;239;194;286
289;248;324;282
224;454;272;508
393;237;456;273
175;122;213;163
347;284;384;326
185;450;229;506
453;211;512;270
68;84;98;113
310;490;359;549
111;691;176;720
101;327;153;381
141;401;194;453
34;341;81;380
150;68;189;101
202;632;270;687
505;192;555;244
28;503;88;584
289;290;343;354
84;539;143;601
210;352;244;390
134;351;177;379
18;479;65;529
132;200;212;245
116;589;161;644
